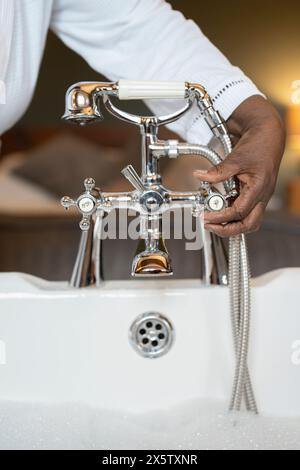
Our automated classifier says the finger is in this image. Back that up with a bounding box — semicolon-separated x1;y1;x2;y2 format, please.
205;201;265;238
193;155;240;184
204;182;263;224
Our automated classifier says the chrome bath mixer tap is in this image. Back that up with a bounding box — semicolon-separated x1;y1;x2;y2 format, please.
61;79;257;414
61;80;237;286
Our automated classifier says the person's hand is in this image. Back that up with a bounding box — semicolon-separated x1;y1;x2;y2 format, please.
193;96;286;237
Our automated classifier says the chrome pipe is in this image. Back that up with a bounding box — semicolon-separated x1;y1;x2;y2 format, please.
70;213;104;288
167;143;231;286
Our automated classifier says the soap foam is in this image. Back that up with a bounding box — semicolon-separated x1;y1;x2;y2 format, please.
0;399;299;450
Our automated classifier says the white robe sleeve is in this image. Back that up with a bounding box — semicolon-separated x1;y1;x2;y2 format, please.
51;0;264;144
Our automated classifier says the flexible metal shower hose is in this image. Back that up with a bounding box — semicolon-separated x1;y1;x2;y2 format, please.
221;135;258;414
177;139;258;413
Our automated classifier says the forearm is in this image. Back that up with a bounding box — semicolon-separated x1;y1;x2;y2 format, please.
227;96;285;182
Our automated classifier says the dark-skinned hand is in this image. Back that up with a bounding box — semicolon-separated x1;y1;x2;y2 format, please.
193;95;286;237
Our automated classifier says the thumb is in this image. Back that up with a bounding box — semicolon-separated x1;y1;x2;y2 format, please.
193;155;240;184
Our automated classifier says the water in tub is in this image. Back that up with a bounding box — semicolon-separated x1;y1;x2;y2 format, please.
0;399;299;450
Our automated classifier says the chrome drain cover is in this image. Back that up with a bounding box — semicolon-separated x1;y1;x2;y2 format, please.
129;312;174;359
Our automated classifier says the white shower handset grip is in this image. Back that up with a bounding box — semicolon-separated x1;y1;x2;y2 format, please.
118;80;186;100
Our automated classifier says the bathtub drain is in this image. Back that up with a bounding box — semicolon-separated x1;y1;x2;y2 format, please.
129;312;174;359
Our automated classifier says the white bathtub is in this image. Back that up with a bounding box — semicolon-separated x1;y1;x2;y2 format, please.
0;268;300;421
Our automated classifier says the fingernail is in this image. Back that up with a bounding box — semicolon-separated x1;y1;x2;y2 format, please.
193;170;208;175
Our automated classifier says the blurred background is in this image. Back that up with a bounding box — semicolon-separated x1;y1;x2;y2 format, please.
1;0;300;281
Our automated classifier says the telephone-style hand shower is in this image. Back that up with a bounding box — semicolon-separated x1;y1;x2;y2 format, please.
61;79;237;279
61;79;257;415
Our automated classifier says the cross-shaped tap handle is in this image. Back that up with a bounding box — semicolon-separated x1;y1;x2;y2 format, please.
61;177;99;231
198;181;226;213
